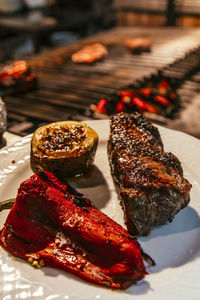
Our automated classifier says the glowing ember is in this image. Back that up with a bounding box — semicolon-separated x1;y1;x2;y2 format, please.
92;78;178;117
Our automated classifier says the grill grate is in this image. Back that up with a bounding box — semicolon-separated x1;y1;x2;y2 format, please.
4;27;200;138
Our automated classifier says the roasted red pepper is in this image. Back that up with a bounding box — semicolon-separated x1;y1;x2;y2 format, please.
0;172;146;289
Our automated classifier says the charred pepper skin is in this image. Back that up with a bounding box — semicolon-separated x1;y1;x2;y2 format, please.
0;171;146;289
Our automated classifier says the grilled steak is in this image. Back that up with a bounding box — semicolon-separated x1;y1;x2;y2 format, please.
0;171;146;289
108;112;192;236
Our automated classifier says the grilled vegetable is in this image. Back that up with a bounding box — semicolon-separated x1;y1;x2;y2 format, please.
0;171;147;289
31;121;98;177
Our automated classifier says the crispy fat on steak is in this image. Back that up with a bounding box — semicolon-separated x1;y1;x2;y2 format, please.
108;112;192;236
0;171;146;289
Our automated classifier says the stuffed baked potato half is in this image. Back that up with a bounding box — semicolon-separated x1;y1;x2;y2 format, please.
30;121;98;177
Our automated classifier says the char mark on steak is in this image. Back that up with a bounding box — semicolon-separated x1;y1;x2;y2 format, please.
107;112;192;236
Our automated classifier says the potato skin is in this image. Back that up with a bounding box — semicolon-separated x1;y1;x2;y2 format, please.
30;121;98;177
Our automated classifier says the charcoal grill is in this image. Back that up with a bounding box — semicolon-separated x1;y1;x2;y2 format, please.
4;27;200;138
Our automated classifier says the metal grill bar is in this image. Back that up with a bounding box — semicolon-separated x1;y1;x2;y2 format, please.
4;27;200;137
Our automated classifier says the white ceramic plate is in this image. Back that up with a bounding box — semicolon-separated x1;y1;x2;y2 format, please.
0;120;200;300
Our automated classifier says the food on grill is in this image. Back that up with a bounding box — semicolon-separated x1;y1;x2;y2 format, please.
0;60;37;95
108;112;192;236
0;171;146;289
72;43;108;63
125;38;152;54
31;121;98;177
